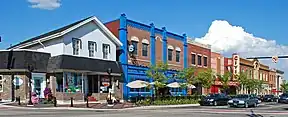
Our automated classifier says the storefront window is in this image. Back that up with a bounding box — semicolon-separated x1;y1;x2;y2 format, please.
64;72;82;93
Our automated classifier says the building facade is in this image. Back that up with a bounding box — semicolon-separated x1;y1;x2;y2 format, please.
105;14;211;99
275;70;284;95
0;16;123;102
227;54;277;95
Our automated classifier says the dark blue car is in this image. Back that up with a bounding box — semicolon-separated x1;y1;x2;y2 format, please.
278;93;288;103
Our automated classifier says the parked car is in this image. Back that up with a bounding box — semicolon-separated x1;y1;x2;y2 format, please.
199;93;230;106
257;95;264;101
278;93;288;104
263;94;278;102
227;94;259;108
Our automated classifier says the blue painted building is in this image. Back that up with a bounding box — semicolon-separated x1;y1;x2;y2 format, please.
105;14;212;100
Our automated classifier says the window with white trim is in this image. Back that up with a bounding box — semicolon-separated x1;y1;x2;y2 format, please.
72;38;82;55
203;56;208;67
191;54;196;65
168;49;173;61
131;41;138;55
102;44;110;59
142;43;148;57
197;55;202;66
88;41;97;57
176;51;180;62
0;75;3;92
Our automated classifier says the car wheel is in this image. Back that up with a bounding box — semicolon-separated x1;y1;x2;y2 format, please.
245;103;249;108
213;101;217;106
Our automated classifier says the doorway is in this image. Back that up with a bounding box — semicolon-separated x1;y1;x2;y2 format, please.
31;73;46;98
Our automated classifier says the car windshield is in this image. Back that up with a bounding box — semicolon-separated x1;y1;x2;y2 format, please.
235;95;249;98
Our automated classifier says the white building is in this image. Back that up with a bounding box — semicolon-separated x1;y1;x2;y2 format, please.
0;16;123;102
276;70;285;96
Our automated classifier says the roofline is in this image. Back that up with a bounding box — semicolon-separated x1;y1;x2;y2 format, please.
125;19;211;49
9;16;122;49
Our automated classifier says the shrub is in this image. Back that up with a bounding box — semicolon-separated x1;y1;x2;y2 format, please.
136;96;199;106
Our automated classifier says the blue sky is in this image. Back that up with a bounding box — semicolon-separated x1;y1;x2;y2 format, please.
1;0;288;74
0;0;287;49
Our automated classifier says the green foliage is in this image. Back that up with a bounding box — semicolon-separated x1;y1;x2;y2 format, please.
236;71;249;88
136;96;199;106
281;81;288;93
217;72;232;91
177;67;196;88
146;62;169;89
193;69;215;89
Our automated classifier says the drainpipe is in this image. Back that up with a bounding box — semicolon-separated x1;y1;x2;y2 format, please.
37;40;45;48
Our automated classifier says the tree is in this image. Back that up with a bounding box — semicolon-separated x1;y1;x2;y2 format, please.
193;69;215;94
217;72;232;94
254;80;264;94
146;62;169;97
236;71;249;94
281;81;288;93
245;79;258;94
177;67;196;86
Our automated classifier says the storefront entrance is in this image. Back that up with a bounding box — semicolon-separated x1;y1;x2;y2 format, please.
31;73;46;98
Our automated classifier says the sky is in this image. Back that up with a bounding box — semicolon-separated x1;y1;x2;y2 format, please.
0;0;288;77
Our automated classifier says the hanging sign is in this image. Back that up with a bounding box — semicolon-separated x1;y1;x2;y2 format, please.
13;77;23;86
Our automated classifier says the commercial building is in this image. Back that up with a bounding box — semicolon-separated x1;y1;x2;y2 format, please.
275;69;284;95
105;14;211;99
227;54;277;95
0;16;123;102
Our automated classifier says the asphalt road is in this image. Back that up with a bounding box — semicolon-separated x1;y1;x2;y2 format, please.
0;102;287;117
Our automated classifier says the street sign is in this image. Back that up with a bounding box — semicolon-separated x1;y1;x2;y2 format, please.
272;56;278;63
13;77;23;86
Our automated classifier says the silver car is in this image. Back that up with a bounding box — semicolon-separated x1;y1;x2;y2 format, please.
227;94;260;108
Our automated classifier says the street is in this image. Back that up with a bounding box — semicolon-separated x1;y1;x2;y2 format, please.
0;103;288;117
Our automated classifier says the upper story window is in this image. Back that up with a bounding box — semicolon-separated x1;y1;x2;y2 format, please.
0;75;3;92
131;41;138;55
168;49;173;61
72;38;82;55
176;51;180;62
142;43;148;57
102;44;110;59
197;54;202;66
203;56;208;67
191;54;196;65
88;41;97;57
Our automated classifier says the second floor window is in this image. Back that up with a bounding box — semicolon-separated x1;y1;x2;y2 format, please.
72;38;82;55
168;49;173;61
142;43;148;56
191;54;196;65
102;44;110;59
197;55;202;66
176;51;180;62
131;41;138;55
203;56;208;67
88;41;97;57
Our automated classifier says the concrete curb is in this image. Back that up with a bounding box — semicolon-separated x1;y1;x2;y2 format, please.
0;103;200;111
126;104;200;110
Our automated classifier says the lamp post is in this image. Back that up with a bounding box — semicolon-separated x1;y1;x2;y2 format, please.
28;65;34;105
107;68;112;105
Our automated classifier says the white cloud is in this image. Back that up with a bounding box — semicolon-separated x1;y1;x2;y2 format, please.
28;0;61;10
195;20;288;74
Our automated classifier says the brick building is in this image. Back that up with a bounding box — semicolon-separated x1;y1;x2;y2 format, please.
225;54;277;95
105;14;211;99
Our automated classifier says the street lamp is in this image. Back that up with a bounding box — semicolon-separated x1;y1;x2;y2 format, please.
107;68;113;105
28;65;34;105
